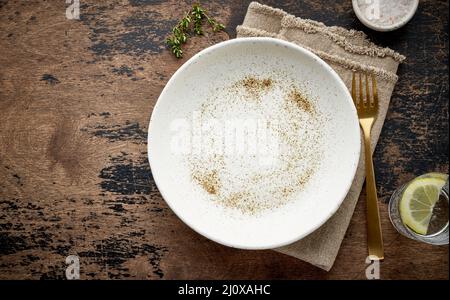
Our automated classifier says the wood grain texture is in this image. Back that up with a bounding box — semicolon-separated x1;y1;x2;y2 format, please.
0;0;448;279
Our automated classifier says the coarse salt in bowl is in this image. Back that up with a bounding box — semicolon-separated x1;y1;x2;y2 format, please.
352;0;419;32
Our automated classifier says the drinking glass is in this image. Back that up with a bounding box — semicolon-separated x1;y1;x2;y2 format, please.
388;173;449;245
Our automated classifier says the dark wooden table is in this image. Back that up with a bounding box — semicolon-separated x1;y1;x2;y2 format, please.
0;0;448;280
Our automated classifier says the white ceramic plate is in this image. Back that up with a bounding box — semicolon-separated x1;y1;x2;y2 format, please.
148;38;360;249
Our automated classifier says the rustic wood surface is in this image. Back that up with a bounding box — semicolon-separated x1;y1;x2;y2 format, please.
0;0;448;280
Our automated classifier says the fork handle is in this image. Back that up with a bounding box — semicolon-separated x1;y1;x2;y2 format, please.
362;125;384;261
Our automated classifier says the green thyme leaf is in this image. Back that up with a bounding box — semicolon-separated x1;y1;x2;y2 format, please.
166;4;225;58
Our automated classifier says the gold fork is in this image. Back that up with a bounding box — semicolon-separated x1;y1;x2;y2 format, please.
352;72;384;261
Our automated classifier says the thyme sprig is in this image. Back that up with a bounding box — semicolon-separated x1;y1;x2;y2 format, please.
166;4;225;58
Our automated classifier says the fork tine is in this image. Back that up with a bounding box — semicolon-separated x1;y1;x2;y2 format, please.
371;74;378;108
359;73;364;108
351;72;357;108
365;73;370;107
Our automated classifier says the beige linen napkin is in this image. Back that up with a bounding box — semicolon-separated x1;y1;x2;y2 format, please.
237;2;405;271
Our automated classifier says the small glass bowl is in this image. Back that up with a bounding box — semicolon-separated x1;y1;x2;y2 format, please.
352;0;419;32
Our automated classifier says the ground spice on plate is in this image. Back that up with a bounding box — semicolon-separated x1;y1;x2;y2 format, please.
235;76;274;101
192;169;221;195
287;88;316;116
188;73;324;215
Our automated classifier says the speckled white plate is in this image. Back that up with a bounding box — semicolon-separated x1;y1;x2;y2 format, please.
148;38;360;249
